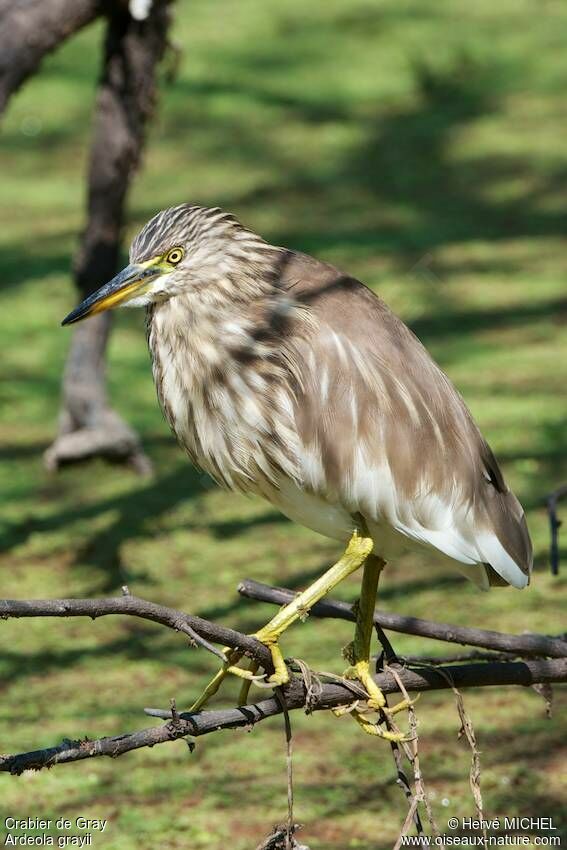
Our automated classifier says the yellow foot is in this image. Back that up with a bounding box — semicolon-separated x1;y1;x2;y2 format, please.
238;660;259;705
251;630;290;686
341;659;416;741
188;648;240;713
188;632;289;713
188;647;266;713
352;711;407;740
237;633;292;704
189;531;374;713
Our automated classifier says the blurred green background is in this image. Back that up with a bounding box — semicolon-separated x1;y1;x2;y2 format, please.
0;1;566;848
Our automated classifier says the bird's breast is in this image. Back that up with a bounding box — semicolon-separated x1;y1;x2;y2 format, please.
147;299;302;492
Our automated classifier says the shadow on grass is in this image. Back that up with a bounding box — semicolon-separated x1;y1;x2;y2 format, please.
0;239;73;293
148;49;567;265
6;50;567;291
0;465;206;588
0;620;216;688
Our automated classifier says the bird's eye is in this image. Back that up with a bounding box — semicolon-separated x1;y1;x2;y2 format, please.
166;248;184;265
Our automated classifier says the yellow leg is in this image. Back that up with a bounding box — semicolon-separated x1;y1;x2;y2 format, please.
189;648;263;712
238;660;259;705
189;649;240;712
188;532;373;711
253;532;373;685
341;554;412;741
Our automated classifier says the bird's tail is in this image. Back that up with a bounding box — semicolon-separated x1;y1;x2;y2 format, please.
475;487;533;589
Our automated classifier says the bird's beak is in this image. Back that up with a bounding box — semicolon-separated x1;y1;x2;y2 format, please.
61;260;164;326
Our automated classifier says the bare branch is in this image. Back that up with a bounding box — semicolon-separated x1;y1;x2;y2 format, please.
0;0;102;114
399;650;522;664
0;595;271;668
1;589;565;777
1;659;566;775
239;580;567;659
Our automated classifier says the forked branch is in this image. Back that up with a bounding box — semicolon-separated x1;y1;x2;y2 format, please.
1;658;565;775
1;590;566;776
0;594;271;668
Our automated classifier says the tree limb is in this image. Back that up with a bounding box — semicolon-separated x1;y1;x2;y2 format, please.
0;0;102;114
0;594;272;669
1;658;566;775
238;580;567;659
46;0;172;474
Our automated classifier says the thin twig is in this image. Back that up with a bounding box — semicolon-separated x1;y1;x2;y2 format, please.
393;798;420;850
374;634;423;837
275;690;295;850
386;665;440;839
253;824;308;850
383;693;424;838
425;663;485;837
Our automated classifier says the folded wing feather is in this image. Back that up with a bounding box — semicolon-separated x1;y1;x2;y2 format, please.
280;252;532;589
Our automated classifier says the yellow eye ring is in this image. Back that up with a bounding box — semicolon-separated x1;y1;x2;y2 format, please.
166;248;184;265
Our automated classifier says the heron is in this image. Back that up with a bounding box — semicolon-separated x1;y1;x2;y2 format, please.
62;203;532;740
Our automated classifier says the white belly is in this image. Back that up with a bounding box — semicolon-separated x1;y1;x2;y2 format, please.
268;476;354;542
267;475;407;560
265;475;493;590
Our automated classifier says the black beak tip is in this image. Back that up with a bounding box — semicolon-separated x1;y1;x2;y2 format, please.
61;306;84;326
60;262;151;328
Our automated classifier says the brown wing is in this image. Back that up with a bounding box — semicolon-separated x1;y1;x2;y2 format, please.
278;250;532;586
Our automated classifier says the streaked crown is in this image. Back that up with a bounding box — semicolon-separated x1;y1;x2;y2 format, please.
130;204;247;263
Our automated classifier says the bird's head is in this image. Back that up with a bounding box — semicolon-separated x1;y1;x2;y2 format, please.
62;204;277;325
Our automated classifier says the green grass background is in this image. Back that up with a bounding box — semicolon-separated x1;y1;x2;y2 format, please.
0;1;566;847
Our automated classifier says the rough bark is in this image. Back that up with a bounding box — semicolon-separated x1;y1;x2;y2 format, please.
45;0;172;474
2;658;566;774
0;0;102;113
0;593;273;668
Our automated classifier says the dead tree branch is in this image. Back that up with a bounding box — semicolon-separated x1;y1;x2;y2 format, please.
1;658;566;775
0;594;272;668
0;0;102;114
45;0;172;474
0;589;566;776
1;0;172;472
238;580;567;658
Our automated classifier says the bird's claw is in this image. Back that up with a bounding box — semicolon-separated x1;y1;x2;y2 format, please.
225;664;267;682
251;631;290;687
380;693;419;715
353;712;412;741
338;660;416;740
